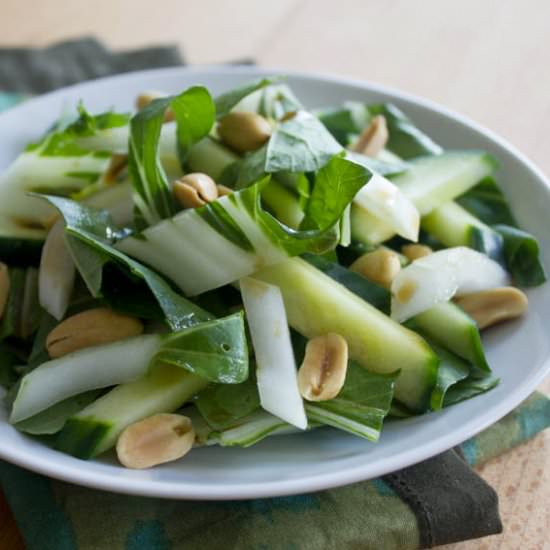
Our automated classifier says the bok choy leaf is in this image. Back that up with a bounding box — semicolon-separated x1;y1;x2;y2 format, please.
230;111;343;188
128;86;215;224
117;156;371;296
39;195;211;330
214;77;277;119
240;277;307;429
304;362;397;441
152;312;249;384
195;375;260;430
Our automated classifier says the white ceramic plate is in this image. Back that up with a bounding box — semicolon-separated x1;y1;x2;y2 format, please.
0;66;549;500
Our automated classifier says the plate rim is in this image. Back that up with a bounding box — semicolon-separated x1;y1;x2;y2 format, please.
0;64;549;500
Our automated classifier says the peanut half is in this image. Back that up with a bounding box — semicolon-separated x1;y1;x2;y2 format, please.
173;173;219;209
298;333;349;401
350;115;389;157
350;248;401;288
454;287;528;330
46;307;144;358
401;244;433;262
0;263;9;320
135;91;174;122
116;413;195;469
217;112;272;153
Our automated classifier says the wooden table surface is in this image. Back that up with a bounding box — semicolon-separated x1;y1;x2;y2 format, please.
1;1;549;548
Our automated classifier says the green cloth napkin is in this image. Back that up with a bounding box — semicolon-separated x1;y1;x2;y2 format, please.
0;393;547;550
0;37;549;550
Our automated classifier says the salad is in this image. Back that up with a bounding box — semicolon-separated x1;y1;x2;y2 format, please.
0;77;545;470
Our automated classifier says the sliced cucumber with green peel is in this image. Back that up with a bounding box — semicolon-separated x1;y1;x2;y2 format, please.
55;365;208;458
351;151;497;246
410;302;490;375
261;180;304;229
392;151;497;216
187;137;239;180
422;201;503;260
253;257;438;411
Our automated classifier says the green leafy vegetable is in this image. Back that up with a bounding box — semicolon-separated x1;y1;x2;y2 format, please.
152;312;249;384
443;375;500;407
495;225;547;286
258;83;302;119
346;151;409;177
195;375;260;430
368;103;443;159
316;102;369;145
301;155;371;230
429;344;470;410
456;180;546;286
14;390;102;435
305;362;398;441
26;105;130;158
211;410;292;447
128;86;215;223
266;111;342;172
214;77;277;119
316;101;441;160
232;111;343;188
457;177;516;226
40;195;211;330
117;158;372;296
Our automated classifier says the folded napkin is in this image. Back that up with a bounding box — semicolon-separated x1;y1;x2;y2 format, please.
0;37;549;550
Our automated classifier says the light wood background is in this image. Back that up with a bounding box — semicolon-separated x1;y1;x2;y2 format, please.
0;1;549;548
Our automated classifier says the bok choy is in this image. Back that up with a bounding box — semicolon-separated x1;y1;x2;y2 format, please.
0;76;543;470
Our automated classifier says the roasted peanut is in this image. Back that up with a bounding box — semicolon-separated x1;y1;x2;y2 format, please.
116;413;195;469
0;263;9;320
298;333;348;401
135;91;174;122
350;248;401;288
350;115;389;157
46;307;144;358
217;112;272;153
454;287;528;330
402;244;433;262
173;173;219;209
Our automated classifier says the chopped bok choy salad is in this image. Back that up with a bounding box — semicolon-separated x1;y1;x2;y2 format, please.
0;78;545;469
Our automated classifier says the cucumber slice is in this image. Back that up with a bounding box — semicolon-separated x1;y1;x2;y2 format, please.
187;137;239;180
253;258;438;411
261;180;304;229
422;201;503;260
56;365;208;458
351;151;497;246
10;335;162;423
391;151;497;216
410;302;490;375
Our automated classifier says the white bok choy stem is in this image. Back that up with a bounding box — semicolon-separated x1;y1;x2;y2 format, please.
391;247;510;322
352;173;420;242
240;277;307;430
10;334;162;423
39;219;76;320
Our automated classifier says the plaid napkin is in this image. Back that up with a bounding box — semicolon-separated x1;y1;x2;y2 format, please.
0;37;549;550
